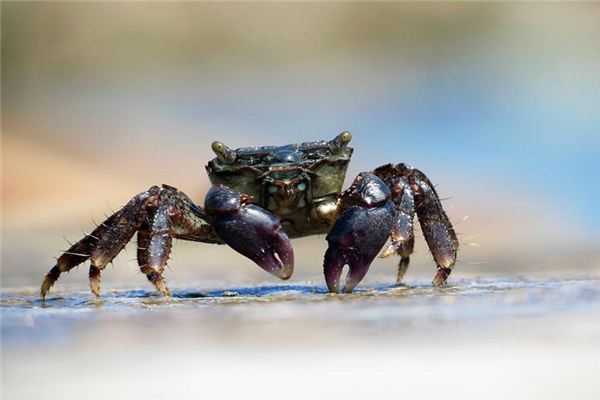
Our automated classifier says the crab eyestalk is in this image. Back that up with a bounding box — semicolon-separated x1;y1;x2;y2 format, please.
329;131;352;154
211;141;237;164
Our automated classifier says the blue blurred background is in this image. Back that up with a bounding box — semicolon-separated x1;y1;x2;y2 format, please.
2;2;599;288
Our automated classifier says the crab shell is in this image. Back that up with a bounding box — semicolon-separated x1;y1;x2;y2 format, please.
205;133;353;238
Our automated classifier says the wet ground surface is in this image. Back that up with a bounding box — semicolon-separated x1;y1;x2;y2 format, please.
2;276;599;335
2;275;600;399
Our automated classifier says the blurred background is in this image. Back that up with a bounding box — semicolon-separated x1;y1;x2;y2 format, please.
1;3;599;399
3;2;598;288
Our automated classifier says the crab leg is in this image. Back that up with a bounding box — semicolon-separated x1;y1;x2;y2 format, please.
380;176;416;284
138;194;175;296
373;163;459;286
137;224;175;297
41;185;220;300
411;169;459;286
323;172;396;293
41;188;159;299
138;227;172;296
136;187;222;296
372;166;417;284
87;190;156;296
41;219;110;299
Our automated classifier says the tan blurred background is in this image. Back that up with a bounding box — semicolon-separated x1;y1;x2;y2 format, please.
2;2;599;290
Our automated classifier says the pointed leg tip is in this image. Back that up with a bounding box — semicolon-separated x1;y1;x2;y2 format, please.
396;273;407;285
90;281;101;298
432;278;445;287
395;257;410;285
157;283;171;297
40;279;54;300
40;265;61;300
89;280;101;297
432;268;452;287
148;272;171;297
89;266;102;298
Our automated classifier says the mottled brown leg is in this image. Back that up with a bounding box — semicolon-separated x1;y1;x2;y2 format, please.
42;184;219;300
376;175;416;284
136;186;221;296
395;238;415;284
41;187;161;299
41;212;120;299
373;163;458;287
86;189;159;297
411;169;458;286
139;227;170;296
88;266;103;297
137;224;151;270
138;196;173;296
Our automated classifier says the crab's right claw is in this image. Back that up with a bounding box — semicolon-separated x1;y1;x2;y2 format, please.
205;185;294;280
324;173;396;293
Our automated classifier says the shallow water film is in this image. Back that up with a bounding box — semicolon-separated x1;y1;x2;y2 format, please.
2;276;599;399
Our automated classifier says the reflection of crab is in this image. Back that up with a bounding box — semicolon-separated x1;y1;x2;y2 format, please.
41;132;458;299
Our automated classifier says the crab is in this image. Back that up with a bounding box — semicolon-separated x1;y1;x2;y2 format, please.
40;132;458;299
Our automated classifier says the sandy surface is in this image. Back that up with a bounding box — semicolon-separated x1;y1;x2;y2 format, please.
2;275;599;400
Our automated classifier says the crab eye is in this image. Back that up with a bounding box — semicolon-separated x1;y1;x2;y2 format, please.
268;186;278;194
297;182;306;191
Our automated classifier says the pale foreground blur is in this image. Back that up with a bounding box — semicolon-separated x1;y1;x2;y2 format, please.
2;2;599;399
2;277;599;399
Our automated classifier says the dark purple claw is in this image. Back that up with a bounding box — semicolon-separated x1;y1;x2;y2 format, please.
205;185;294;279
324;173;396;293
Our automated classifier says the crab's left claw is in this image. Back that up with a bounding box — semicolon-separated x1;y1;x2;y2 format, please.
324;173;396;293
205;185;294;280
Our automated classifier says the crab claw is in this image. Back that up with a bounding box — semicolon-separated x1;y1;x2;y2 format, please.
205;185;294;279
324;173;396;293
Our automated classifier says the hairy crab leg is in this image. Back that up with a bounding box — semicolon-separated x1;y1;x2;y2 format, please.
139;196;174;296
41;215;115;299
377;176;416;284
410;169;459;286
373;163;459;287
136;226;157;289
41;186;159;299
137;186;221;296
87;189;157;297
41;184;219;300
372;165;415;283
138;225;171;297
